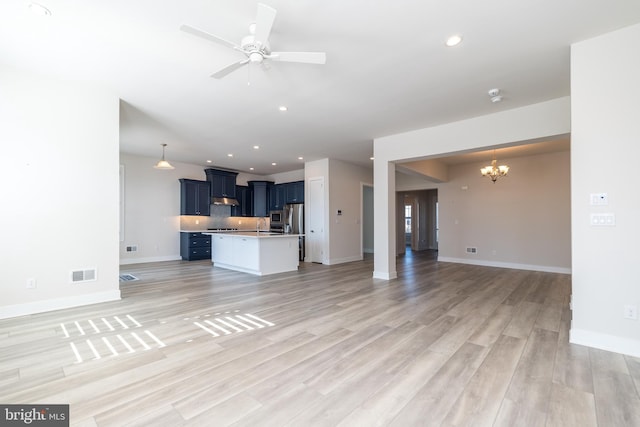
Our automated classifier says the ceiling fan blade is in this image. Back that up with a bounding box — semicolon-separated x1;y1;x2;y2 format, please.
211;59;250;79
253;3;277;46
180;24;240;51
270;51;326;64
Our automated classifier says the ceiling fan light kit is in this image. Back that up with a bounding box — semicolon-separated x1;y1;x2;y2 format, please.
181;3;326;80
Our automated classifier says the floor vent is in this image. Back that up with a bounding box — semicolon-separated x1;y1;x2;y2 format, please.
71;268;97;283
466;247;478;254
119;274;139;282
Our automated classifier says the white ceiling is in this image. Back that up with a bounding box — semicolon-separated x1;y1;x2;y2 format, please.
1;1;639;175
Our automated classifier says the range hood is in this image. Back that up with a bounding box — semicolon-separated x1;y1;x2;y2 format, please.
204;168;240;207
212;196;239;206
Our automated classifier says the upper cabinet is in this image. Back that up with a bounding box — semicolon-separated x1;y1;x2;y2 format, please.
248;181;272;217
269;183;286;211
205;168;238;199
231;185;253;217
179;179;211;216
269;181;304;210
285;180;304;204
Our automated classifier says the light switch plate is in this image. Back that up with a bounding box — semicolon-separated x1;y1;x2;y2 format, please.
590;193;608;205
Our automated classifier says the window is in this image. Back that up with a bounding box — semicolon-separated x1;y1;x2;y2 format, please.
405;204;411;233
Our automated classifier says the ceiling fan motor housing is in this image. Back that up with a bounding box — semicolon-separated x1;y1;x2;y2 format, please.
241;34;270;62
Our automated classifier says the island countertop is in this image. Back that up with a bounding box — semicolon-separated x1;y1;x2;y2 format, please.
202;231;304;238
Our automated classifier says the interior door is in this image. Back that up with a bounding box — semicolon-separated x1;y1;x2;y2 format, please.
308;177;325;263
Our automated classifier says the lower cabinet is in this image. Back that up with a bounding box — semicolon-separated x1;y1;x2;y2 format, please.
211;234;233;265
211;234;259;271
232;236;259;271
180;232;211;261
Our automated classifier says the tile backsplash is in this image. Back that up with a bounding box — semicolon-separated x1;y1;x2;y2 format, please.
180;205;269;231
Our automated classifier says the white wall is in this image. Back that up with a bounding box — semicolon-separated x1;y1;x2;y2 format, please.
119;153;208;264
327;159;373;264
0;65;120;318
570;23;640;357
266;169;304;184
305;158;373;265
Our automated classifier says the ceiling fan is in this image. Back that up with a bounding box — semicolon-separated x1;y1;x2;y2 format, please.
180;3;326;79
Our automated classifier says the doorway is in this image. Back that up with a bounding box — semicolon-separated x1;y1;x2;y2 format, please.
362;184;374;256
397;189;438;254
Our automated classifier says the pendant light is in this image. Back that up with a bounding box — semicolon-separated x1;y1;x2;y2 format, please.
154;144;175;170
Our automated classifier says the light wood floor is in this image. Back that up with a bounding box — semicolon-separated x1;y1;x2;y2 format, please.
2;251;640;426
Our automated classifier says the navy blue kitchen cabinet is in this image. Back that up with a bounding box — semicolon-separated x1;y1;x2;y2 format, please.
269;183;285;210
285;180;304;204
179;179;211;216
205;168;237;199
248;180;272;217
180;232;211;260
231;185;253;217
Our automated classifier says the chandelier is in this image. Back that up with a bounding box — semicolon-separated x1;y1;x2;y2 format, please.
480;152;509;183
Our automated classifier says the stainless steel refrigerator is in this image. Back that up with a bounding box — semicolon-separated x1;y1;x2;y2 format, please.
284;203;304;261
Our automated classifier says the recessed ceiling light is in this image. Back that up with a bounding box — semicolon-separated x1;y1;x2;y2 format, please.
253;145;260;150
227;153;233;157
279;106;288;112
445;35;463;47
28;2;51;16
370;157;375;160
249;167;254;171
298;157;304;160
271;162;277;166
206;160;212;163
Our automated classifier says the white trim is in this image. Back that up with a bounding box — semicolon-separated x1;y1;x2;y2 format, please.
373;271;397;280
326;255;363;265
0;290;121;320
119;164;125;242
570;328;640;359
119;255;182;265
437;256;571;274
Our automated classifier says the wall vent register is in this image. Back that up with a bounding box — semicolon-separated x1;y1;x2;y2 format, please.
71;268;97;283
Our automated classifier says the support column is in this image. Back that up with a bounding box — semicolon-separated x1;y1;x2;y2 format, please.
373;159;397;280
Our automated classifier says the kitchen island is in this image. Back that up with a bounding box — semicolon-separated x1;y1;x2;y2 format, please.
203;231;303;276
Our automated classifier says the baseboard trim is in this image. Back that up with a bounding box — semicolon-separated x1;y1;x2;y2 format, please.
570;328;640;358
326;255;363;265
437;257;571;274
119;255;182;265
0;290;122;320
373;271;398;280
